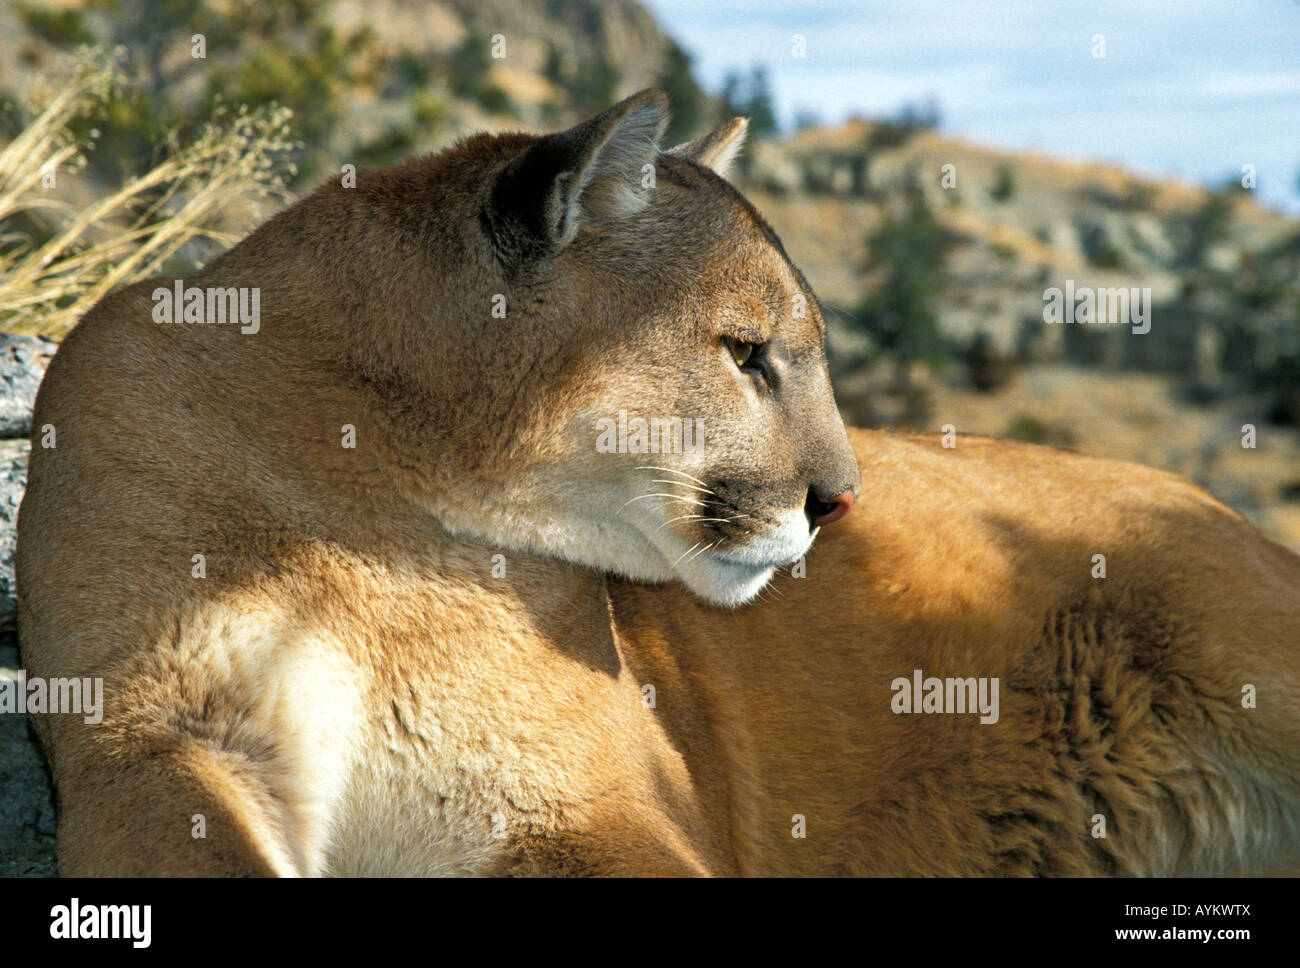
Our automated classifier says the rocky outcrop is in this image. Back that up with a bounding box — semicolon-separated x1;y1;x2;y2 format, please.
0;338;52;876
0;335;52;637
0;439;30;637
0;335;54;439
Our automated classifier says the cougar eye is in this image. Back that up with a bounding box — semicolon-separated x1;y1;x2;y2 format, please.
724;337;762;371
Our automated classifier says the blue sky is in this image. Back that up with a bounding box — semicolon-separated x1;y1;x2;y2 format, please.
644;0;1300;213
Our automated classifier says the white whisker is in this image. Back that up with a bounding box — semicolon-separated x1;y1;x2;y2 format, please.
654;514;705;534
684;540;718;565
649;479;713;495
637;465;712;490
616;492;702;514
671;541;703;568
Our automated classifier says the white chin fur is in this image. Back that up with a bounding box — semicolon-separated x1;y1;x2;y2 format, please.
672;555;777;607
640;507;814;608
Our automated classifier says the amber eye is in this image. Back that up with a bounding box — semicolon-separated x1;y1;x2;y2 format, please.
725;337;760;370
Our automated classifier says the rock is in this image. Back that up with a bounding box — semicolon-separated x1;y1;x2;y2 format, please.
0;334;56;439
0;337;55;876
36;804;57;837
0;663;57;875
0;436;31;637
0;335;43;635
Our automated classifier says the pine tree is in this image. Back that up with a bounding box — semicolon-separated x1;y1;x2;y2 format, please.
852;183;953;391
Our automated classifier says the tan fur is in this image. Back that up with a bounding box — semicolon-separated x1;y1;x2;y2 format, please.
17;93;1300;876
612;430;1300;875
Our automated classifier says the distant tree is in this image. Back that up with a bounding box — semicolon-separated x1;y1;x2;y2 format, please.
572;53;621;116
890;96;942;131
14;2;94;46
656;41;707;144
744;67;778;136
964;331;1014;392
543;41;565;87
720;70;744;118
718;66;778;137
990;164;1016;202
851;182;954;391
443;34;513;115
537;40;619;120
449;33;493;94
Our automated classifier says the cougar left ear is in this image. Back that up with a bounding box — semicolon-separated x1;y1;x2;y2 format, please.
487;89;669;269
667;117;749;178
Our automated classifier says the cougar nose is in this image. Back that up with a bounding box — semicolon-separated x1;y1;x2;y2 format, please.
805;488;854;529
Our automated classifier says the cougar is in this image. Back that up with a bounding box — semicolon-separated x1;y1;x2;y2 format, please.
18;90;1300;875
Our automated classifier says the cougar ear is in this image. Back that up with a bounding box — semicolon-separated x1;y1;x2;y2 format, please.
667;117;749;178
487;89;669;266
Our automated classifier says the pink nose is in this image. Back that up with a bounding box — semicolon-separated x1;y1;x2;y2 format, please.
811;489;854;528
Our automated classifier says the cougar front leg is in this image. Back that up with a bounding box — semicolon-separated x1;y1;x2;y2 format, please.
37;628;357;877
50;730;311;876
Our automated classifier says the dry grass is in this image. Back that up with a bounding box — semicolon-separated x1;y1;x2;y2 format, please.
0;53;298;339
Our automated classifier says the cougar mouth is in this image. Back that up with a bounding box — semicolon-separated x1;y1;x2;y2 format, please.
641;505;816;607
